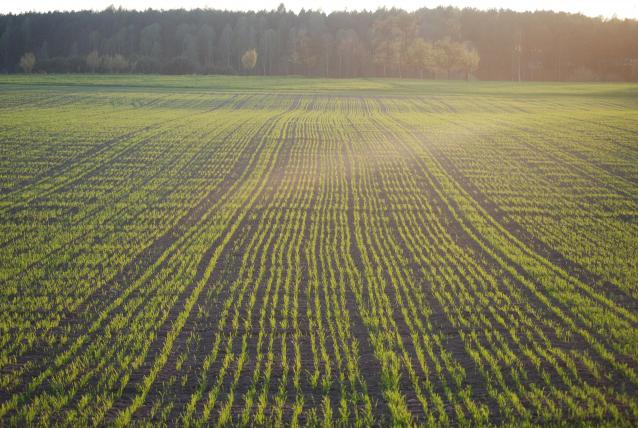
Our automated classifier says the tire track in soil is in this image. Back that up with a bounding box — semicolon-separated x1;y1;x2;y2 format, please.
0;123;250;374
0;127;198;405
0;116;256;405
176;104;304;425
244;132;327;422
370;163;577;424
0;90;68;111
369;116;637;422
0;101;246;272
369;165;500;423
0;127;154;198
241;122;321;423
1;126;170;217
152;115;376;425
400;118;638;327
131;221;259;422
99;118;289;421
208;120;314;425
380;116;638;395
135;121;296;424
0;121;218;285
0;94;238;208
0;107;273;417
502;121;638;201
530;116;638;179
105;97;302;424
421;137;638;316
186;209;280;424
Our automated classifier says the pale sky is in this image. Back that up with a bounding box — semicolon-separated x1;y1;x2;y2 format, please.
1;0;637;20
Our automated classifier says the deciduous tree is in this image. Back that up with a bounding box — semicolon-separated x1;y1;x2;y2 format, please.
19;52;35;73
241;48;257;71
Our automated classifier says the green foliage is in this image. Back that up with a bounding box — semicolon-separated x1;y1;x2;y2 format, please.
2;7;638;80
241;48;257;71
19;52;35;73
0;75;636;427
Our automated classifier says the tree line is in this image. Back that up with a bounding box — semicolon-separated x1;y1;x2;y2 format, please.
1;4;637;81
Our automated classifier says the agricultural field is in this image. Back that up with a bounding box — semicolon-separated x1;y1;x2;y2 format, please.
0;75;637;426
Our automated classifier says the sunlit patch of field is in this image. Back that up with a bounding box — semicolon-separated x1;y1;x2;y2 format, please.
0;75;637;426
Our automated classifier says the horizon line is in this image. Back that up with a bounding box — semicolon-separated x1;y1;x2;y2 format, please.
1;4;635;21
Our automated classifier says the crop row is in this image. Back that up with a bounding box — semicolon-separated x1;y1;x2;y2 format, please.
1;81;636;426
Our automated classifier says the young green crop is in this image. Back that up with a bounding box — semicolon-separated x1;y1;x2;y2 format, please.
0;75;636;426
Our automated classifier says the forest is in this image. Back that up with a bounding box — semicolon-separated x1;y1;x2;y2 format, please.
1;4;638;81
